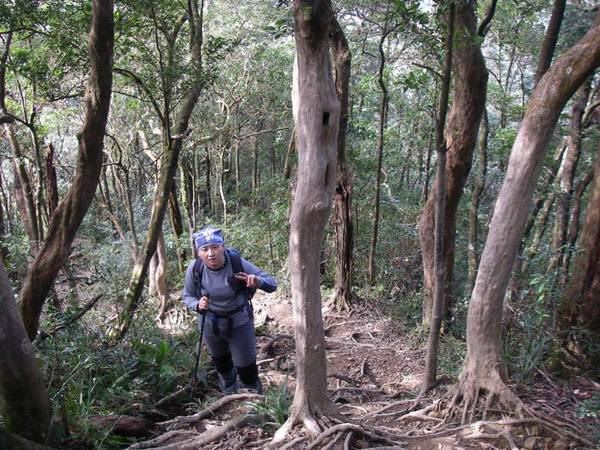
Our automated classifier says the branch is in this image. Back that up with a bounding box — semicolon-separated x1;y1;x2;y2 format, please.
113;67;165;126
35;295;103;342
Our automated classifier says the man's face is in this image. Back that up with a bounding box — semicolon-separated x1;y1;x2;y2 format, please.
197;244;225;270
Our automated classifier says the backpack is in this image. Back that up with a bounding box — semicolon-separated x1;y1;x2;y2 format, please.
192;248;257;301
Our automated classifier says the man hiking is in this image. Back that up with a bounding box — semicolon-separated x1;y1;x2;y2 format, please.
182;226;277;394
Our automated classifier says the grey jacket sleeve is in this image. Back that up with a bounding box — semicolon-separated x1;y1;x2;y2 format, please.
182;262;200;312
241;258;277;293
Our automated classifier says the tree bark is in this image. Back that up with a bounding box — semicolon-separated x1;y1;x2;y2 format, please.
272;0;340;443
454;14;600;416
330;12;353;310
0;260;52;444
18;0;114;340
418;0;488;325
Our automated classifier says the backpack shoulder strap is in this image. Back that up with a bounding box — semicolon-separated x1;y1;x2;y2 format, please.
226;248;256;301
192;258;204;296
226;248;243;274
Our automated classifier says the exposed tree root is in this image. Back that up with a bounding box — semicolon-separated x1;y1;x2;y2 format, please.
128;414;259;449
125;393;263;450
306;422;404;449
158;392;261;430
446;367;526;424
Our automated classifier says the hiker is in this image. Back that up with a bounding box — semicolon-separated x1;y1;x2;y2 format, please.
182;226;277;394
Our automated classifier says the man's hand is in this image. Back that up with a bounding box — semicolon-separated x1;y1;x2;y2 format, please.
197;295;209;312
234;272;260;289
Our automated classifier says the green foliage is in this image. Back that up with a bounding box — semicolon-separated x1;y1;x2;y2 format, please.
576;393;600;419
503;274;556;382
248;383;291;428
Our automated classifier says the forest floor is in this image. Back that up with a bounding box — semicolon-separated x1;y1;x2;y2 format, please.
116;291;599;450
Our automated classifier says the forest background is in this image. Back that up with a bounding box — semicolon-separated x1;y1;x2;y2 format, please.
0;0;599;448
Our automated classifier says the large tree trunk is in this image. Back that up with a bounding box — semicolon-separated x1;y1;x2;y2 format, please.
272;0;340;443
453;14;600;418
418;0;488;325
116;0;205;340
18;0;114;340
0;261;52;444
330;12;353;311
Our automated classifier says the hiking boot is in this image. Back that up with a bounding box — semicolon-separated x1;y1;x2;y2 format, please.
217;368;238;394
239;377;262;394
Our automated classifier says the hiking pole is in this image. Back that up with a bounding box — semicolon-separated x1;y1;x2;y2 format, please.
192;310;207;386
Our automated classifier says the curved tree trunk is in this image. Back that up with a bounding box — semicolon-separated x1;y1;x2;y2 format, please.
418;0;488;326
454;15;600;417
330;13;353;311
272;0;340;443
116;0;205;340
0;260;52;444
18;0;114;340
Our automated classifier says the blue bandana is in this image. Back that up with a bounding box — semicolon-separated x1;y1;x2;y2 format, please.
193;227;224;249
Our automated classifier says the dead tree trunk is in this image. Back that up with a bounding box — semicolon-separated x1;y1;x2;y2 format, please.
272;0;340;443
452;15;600;418
18;0;114;340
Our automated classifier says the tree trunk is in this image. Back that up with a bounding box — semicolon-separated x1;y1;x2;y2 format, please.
43;143;59;217
6;123;39;247
367;29;389;285
467;110;488;292
557;143;600;368
0;261;52;444
272;0;340;443
453;14;600;417
534;0;566;84
423;1;454;392
116;0;205;340
168;182;186;272
418;0;488;326
548;82;590;279
330;12;353;311
18;0;114;340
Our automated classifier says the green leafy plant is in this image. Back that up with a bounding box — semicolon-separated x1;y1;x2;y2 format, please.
248;383;291;428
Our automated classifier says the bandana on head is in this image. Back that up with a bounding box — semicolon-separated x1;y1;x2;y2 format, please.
193;226;224;249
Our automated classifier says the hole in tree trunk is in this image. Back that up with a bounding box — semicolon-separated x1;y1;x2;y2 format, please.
322;112;329;125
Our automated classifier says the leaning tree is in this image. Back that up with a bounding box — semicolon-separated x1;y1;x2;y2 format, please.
450;12;600;418
18;0;114;340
